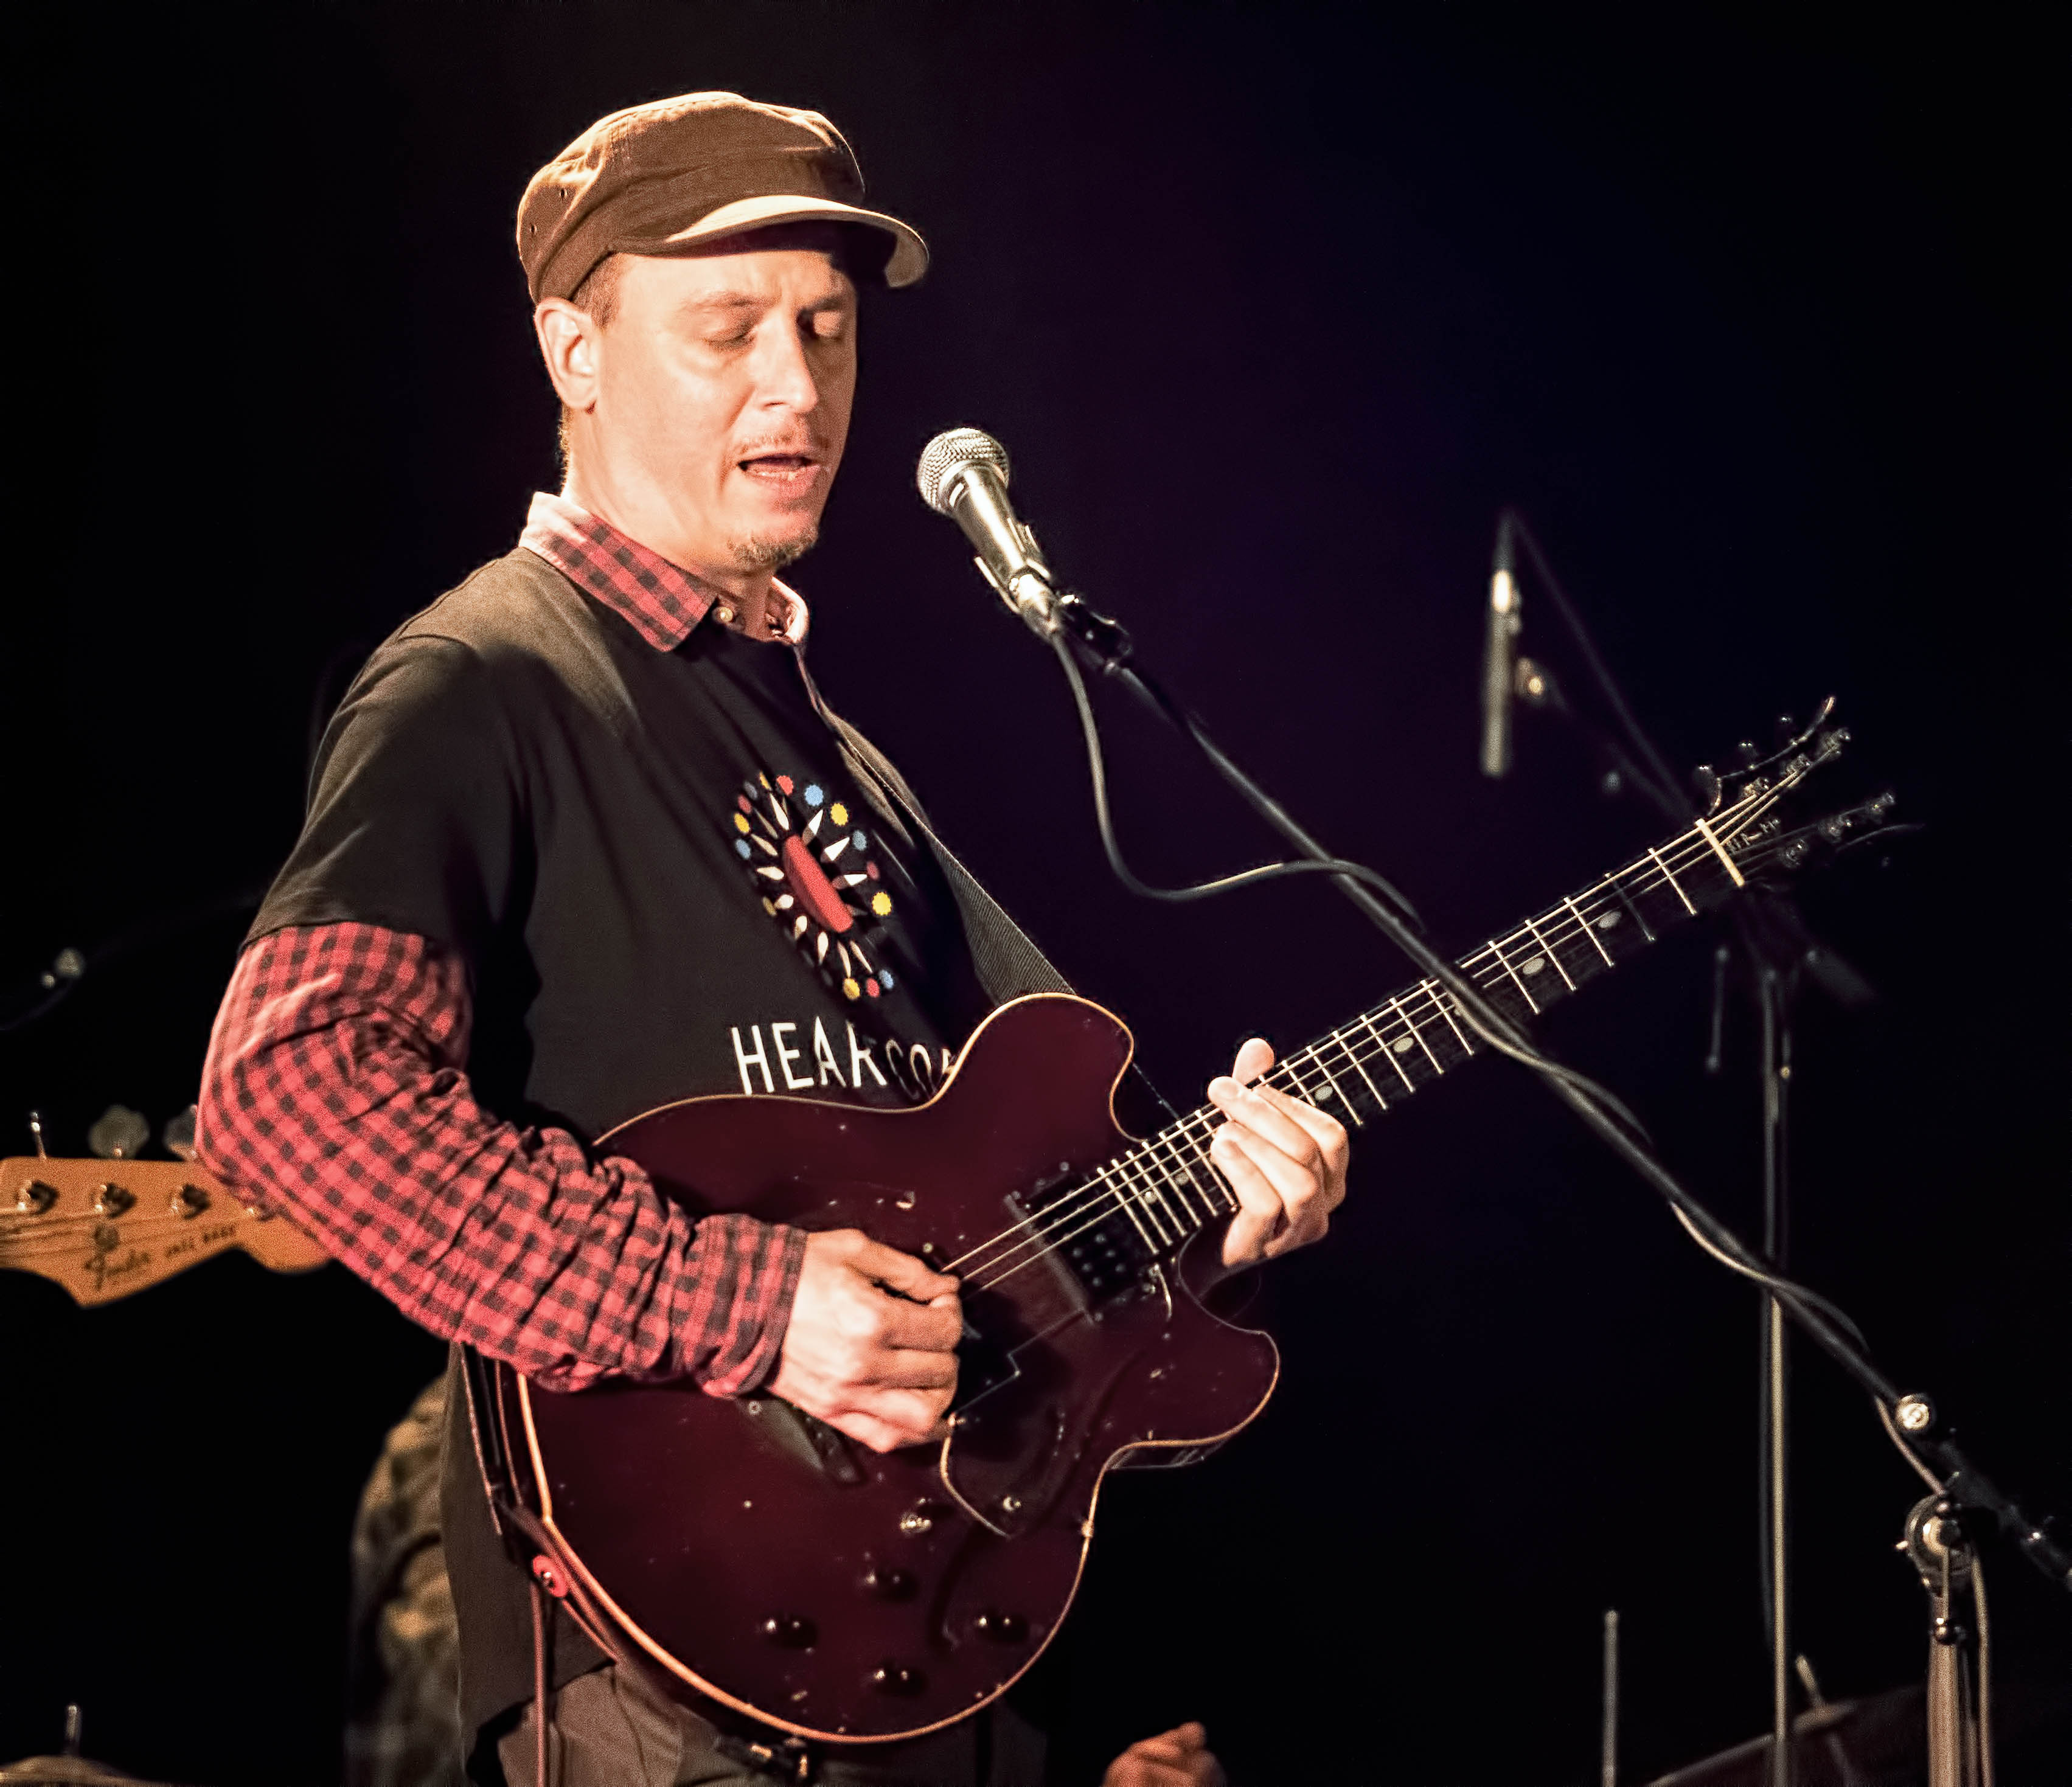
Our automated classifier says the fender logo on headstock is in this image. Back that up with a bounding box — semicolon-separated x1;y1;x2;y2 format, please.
2;1157;330;1307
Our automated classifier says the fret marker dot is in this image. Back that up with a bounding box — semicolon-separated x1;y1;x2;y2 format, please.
1393;1036;1416;1055
1522;956;1546;974
1597;912;1622;931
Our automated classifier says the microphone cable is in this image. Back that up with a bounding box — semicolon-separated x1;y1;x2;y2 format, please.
1041;622;1893;1363
1041;626;1663;1150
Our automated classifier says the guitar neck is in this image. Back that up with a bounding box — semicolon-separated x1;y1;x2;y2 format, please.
1078;813;1754;1258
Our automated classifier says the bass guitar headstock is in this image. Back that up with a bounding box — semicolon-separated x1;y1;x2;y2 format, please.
0;1156;329;1306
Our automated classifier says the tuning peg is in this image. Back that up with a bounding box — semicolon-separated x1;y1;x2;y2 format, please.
1737;740;1762;767
1773;714;1796;743
87;1105;150;1161
163;1104;199;1162
1692;765;1722;813
37;948;83;993
27;1109;47;1160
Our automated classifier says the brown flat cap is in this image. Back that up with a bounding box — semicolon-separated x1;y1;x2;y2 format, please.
517;91;928;304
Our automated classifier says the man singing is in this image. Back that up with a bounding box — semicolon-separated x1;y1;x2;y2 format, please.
198;92;1347;1787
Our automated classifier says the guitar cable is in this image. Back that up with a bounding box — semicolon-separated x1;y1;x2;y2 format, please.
1041;624;1886;1386
1043;628;1661;1150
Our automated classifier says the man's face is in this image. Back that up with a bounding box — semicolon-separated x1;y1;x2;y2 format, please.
586;241;857;574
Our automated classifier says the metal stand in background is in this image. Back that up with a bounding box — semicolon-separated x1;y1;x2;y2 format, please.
1602;1608;1621;1787
1902;1495;1992;1787
944;449;2068;1785
1023;562;2065;1584
1485;509;1904;1787
1758;960;1795;1787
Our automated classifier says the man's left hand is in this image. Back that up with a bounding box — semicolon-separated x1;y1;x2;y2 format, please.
1207;1036;1349;1268
1103;1722;1225;1787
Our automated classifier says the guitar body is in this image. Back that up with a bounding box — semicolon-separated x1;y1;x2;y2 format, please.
481;721;1882;1744
492;994;1279;1743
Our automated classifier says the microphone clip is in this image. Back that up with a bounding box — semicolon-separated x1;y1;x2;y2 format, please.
1054;592;1134;674
973;552;1133;671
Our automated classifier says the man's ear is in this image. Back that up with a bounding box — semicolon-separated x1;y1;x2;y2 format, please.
535;298;600;412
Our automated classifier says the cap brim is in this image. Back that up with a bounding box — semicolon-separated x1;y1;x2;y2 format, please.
628;192;928;288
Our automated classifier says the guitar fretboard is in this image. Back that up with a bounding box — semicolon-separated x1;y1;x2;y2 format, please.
1003;805;1768;1278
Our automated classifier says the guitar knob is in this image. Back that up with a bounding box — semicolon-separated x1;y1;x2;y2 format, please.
759;1615;816;1649
870;1662;925;1696
974;1611;1027;1644
899;1502;947;1537
861;1567;916;1601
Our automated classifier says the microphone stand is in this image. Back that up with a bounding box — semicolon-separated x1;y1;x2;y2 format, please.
1015;584;2071;1634
1499;643;1845;1785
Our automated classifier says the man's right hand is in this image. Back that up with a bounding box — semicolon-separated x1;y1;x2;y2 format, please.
765;1229;961;1453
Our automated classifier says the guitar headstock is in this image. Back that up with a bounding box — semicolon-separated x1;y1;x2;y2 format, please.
1695;697;1848;816
1691;699;1905;884
0;1156;329;1306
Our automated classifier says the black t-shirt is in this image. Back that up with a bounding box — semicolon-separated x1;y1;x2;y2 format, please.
251;549;1009;1762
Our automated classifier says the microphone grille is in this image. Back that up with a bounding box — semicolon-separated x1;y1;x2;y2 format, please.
917;428;1010;515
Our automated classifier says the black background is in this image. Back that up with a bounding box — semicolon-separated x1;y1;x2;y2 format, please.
4;4;2066;1783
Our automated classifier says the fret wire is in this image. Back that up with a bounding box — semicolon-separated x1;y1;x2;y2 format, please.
1520;914;1577;992
1486;931;1542;1012
1167;1128;1234;1214
1647;842;1698;915
975;810;1747;1287
1005;1162;1152;1279
986;816;1750;1294
1141;1130;1207;1228
1102;1164;1161;1251
1609;867;1657;941
1281;1056;1338;1126
1194;1143;1240;1215
1299;1044;1363;1125
1132;1154;1186;1244
1390;996;1444;1074
1566;894;1616;966
1333;1026;1389;1110
1364;1008;1417;1090
1000;1168;1159;1285
1422;981;1473;1054
1176;1111;1243;1215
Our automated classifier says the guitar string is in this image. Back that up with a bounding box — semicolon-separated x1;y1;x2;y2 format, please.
7;791;1801;1297
956;779;1796;1285
0;1206;252;1237
1;803;1781;1293
953;795;1784;1288
950;788;1796;1293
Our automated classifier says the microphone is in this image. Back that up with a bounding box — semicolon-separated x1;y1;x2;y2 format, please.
916;428;1061;631
1481;512;1521;777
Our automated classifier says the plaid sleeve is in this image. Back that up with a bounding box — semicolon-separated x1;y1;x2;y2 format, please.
194;921;805;1395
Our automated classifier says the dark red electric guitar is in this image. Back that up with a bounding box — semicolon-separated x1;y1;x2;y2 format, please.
476;717;1888;1743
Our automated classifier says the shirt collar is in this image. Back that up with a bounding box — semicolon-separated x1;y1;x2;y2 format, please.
518;490;809;651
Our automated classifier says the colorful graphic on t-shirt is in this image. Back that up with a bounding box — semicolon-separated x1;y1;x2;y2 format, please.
732;772;897;1001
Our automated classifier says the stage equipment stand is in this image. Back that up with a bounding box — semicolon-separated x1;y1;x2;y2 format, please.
1004;546;2068;1787
1478;511;1891;1787
1758;957;1795;1787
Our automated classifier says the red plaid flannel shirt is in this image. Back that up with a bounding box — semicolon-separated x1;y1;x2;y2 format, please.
195;494;812;1392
